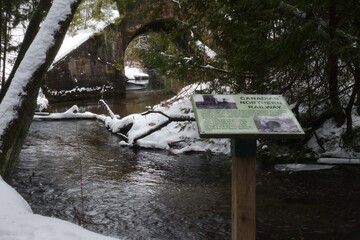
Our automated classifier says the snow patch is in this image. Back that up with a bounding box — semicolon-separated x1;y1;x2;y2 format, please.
196;40;217;59
54;11;119;64
125;66;149;80
318;158;360;165
275;164;334;172
306;114;360;158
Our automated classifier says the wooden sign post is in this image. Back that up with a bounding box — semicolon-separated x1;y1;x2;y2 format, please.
232;139;256;240
191;94;304;240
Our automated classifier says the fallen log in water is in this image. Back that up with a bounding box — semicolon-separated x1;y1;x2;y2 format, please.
33;105;97;121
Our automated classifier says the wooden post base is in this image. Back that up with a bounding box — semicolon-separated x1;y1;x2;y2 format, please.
231;139;257;240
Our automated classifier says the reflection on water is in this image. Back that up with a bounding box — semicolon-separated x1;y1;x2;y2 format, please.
48;89;176;116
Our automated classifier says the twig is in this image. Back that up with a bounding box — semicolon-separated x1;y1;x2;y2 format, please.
99;99;117;119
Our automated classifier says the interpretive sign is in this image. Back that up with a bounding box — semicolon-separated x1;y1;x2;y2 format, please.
191;94;304;138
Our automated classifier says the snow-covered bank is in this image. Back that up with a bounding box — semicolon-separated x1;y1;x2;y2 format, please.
99;83;231;154
125;66;149;80
0;176;118;240
307;115;360;159
318;157;360;165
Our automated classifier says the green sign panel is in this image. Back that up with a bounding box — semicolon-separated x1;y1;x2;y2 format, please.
191;94;305;138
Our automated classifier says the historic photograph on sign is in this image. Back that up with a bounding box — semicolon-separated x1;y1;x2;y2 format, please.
253;116;302;133
194;94;237;109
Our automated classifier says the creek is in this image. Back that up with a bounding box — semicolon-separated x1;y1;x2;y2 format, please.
8;89;360;239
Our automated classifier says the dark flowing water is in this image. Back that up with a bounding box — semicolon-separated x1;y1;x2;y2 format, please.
8;90;360;239
11;120;231;239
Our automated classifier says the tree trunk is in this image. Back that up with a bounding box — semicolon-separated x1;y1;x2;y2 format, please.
0;0;82;178
328;0;345;126
345;63;360;136
357;81;360;114
0;0;53;103
0;4;4;93
1;10;8;95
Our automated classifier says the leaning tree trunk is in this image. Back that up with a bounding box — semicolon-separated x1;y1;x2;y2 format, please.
0;0;82;178
0;4;3;92
0;8;7;94
0;0;53;102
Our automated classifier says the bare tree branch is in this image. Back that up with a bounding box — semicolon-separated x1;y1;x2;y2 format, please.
132;110;195;145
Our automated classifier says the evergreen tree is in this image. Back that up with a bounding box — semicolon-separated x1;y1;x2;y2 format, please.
172;0;360;130
0;0;40;96
69;0;118;34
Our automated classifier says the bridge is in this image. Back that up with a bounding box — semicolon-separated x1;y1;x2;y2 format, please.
45;0;182;101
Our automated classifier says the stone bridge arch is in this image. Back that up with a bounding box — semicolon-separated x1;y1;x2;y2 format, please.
44;0;183;101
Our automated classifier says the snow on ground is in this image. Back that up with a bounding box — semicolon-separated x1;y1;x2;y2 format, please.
318;157;360;164
124;66;149;79
0;176;119;240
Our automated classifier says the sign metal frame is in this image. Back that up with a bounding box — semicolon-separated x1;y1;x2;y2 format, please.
191;94;305;139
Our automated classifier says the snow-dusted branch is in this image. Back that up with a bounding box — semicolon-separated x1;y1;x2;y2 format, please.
141;110;195;122
99;99;117;119
131;110;195;145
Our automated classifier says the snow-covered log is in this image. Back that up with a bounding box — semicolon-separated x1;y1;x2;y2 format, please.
33;105;98;121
